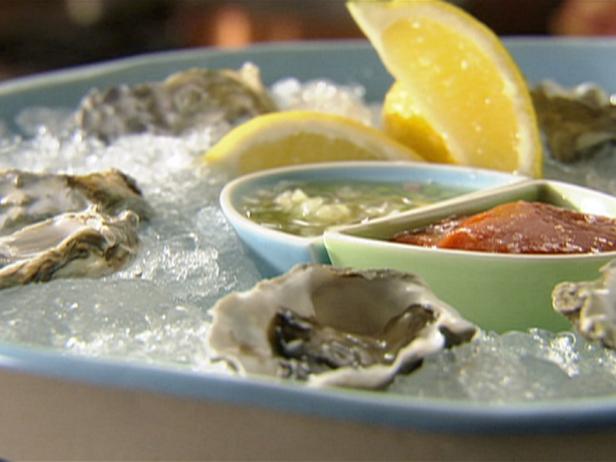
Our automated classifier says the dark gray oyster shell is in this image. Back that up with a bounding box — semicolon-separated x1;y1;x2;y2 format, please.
74;63;277;142
207;264;477;389
0;207;140;289
532;80;616;163
0;168;151;235
553;260;616;349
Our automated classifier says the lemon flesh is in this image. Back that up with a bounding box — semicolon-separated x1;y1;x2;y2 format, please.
348;0;542;178
204;110;423;176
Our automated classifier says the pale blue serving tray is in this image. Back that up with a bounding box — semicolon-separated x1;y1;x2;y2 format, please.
1;38;616;459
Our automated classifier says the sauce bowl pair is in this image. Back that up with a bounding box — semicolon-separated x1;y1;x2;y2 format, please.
220;161;616;332
220;161;524;275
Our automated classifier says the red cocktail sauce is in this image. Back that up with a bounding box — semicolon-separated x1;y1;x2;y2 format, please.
391;201;616;254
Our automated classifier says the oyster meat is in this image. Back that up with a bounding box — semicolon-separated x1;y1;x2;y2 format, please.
207;264;477;389
74;63;277;142
0;168;150;289
532;80;616;163
0;168;151;234
553;260;616;349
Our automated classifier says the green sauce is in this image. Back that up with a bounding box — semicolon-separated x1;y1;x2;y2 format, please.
240;180;471;237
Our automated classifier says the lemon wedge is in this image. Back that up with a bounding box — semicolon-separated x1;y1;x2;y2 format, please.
348;0;543;177
203;110;423;176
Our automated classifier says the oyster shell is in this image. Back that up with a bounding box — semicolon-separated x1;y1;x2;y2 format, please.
0;168;152;235
0;168;151;288
207;264;477;389
553;260;616;349
74;63;277;142
531;80;616;163
0;207;140;289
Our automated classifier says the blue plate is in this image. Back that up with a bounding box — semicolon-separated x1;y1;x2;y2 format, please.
1;39;616;457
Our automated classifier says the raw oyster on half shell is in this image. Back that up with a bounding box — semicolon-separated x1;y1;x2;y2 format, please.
0;168;150;288
0;207;140;289
553;260;616;349
74;63;277;142
207;264;477;389
532;81;616;163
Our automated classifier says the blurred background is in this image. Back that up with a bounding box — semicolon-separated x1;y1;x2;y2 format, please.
1;0;615;81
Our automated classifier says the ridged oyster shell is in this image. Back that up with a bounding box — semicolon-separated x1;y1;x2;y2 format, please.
532;80;616;163
553;260;616;349
207;264;477;389
74;63;276;142
0;207;139;289
0;168;150;289
0;168;151;235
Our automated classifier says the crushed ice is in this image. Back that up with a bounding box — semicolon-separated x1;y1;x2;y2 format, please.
391;330;616;402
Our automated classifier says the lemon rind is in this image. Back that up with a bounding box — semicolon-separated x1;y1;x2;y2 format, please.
348;0;542;177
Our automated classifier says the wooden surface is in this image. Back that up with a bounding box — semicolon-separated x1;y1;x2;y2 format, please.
0;368;615;461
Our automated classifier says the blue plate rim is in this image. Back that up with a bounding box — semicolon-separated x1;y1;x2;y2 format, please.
2;36;616;95
3;338;616;435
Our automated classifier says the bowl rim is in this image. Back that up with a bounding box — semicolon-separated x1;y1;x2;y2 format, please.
324;178;616;262
219;159;527;245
